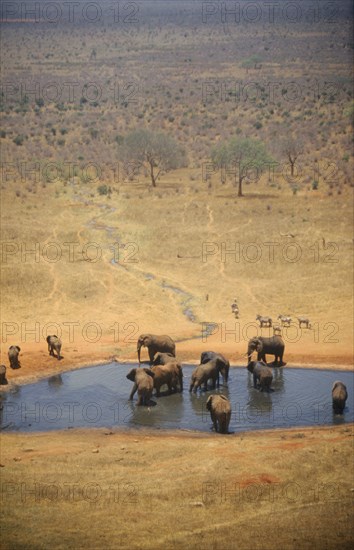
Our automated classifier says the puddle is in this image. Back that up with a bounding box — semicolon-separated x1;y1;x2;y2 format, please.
1;365;353;433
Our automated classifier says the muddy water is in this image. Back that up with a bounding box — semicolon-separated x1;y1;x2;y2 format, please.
1;365;353;433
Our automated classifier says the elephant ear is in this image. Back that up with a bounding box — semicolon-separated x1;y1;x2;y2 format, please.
143;368;155;378
143;336;152;346
152;353;161;365
126;369;136;381
206;395;213;411
255;339;263;352
16;346;21;352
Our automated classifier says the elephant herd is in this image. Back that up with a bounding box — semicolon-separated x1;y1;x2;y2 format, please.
127;333;349;433
0;332;349;431
0;335;62;385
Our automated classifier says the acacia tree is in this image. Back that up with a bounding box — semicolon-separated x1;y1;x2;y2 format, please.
282;137;303;177
123;129;186;187
211;137;273;196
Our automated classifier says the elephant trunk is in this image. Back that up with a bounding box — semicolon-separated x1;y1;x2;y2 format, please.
137;343;141;364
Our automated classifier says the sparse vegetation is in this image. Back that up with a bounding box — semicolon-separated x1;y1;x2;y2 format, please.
0;3;353;549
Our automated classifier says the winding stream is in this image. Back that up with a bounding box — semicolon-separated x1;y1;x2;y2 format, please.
72;187;200;325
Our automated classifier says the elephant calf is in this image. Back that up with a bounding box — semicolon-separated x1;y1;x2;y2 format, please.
332;381;348;414
206;395;231;434
8;346;21;369
190;358;224;393
47;335;62;360
0;365;8;385
126;367;155;406
247;361;273;392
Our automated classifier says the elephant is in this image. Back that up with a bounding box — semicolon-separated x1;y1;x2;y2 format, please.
332;381;348;414
152;352;175;365
247;361;273;392
46;335;62;360
150;363;182;397
206;394;231;434
152;353;183;391
8;346;21;369
126;367;155;406
0;365;8;385
189;358;226;393
137;334;175;364
247;336;285;367
200;351;229;383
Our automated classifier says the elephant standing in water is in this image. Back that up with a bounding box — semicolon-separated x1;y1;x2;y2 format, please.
332;381;348;414
200;351;229;383
152;353;183;392
137;334;175;364
206;394;231;434
8;346;21;369
46;335;62;360
151;363;182;397
189;357;228;393
247;336;285;367
0;365;8;385
126;367;155;406
247;361;273;392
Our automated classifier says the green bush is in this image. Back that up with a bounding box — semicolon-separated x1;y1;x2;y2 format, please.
97;184;112;196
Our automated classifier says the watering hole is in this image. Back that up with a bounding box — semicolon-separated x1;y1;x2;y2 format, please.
1;364;353;433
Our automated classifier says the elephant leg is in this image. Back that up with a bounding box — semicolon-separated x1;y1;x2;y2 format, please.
129;383;138;401
253;374;258;388
148;349;155;364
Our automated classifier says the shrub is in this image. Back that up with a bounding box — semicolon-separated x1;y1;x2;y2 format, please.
97;184;112;196
13;135;25;146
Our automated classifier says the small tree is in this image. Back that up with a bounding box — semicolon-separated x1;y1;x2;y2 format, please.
123;129;187;187
282;137;303;177
211;137;273;197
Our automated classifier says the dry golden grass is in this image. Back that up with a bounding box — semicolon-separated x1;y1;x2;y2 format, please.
1;172;353;376
1;425;353;550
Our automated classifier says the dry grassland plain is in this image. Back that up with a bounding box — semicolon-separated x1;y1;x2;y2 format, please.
0;1;353;548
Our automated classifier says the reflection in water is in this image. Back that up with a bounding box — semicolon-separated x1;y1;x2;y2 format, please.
0;364;353;433
48;375;63;391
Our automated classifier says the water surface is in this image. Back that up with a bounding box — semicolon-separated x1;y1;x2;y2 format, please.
1;364;353;433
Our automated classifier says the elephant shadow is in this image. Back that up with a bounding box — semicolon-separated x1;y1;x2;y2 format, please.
246;374;273;412
154;387;180;398
268;360;286;368
48;375;63;390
